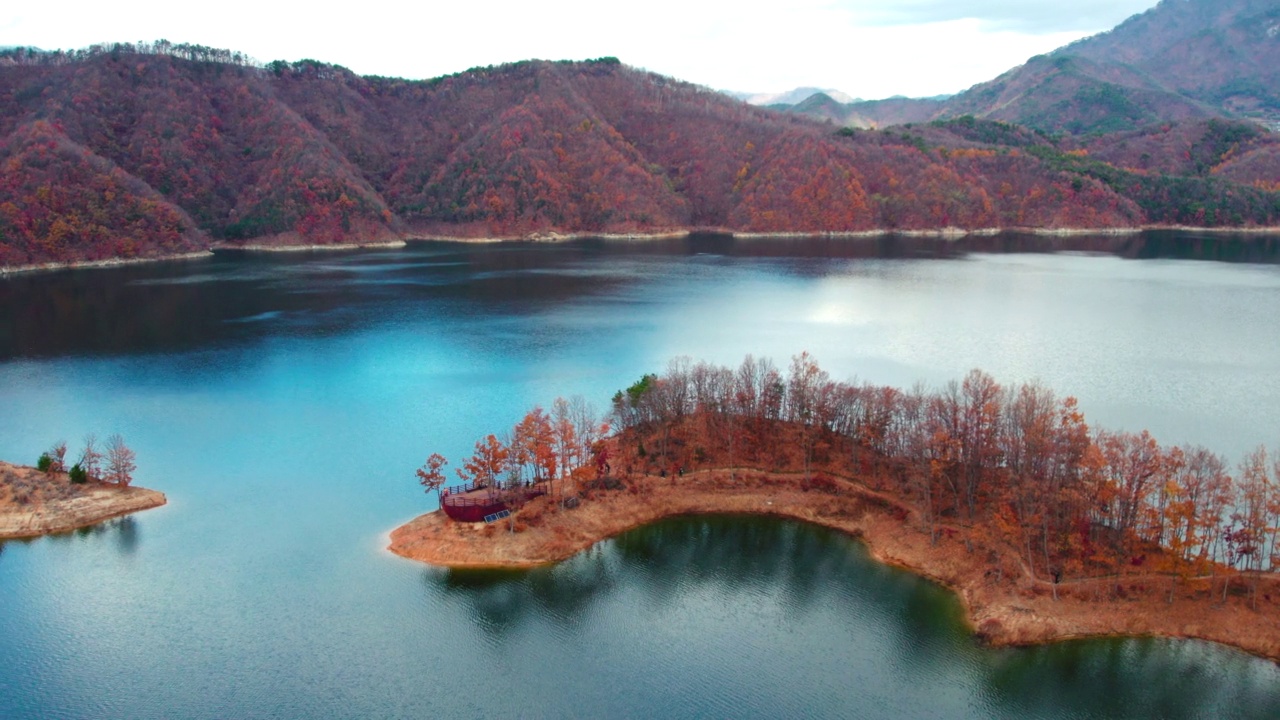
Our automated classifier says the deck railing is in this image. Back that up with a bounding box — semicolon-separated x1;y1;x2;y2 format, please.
441;481;487;498
441;482;550;508
442;493;503;508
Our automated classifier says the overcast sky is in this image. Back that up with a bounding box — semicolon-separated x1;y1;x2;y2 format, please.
1;0;1159;99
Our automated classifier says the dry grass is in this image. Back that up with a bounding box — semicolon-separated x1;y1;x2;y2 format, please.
0;461;166;538
389;459;1280;664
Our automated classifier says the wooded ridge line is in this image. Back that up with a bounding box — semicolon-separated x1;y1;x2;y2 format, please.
2;42;1278;269
419;354;1280;601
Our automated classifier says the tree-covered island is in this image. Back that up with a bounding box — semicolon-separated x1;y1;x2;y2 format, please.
391;354;1280;662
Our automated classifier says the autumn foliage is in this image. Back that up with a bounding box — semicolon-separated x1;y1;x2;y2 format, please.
595;354;1280;603
421;396;606;501
2;43;1279;268
0;120;203;266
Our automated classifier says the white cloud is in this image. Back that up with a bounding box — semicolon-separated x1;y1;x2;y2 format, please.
845;0;1158;33
0;0;1160;99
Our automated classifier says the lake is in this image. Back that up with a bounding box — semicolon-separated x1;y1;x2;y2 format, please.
2;232;1280;718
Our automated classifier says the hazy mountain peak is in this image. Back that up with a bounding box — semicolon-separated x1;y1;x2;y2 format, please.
730;87;857;106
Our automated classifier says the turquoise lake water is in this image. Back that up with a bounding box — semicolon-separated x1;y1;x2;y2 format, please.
2;234;1279;718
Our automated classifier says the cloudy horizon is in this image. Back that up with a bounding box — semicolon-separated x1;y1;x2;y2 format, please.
0;0;1160;100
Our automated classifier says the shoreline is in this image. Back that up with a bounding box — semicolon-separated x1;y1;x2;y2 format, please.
0;251;214;277
409;224;1280;244
209;239;409;253
0;462;167;539
388;468;1280;664
5;224;1280;275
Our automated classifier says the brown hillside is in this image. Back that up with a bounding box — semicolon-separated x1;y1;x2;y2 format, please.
1;43;1278;266
0;120;205;267
1065;0;1280;121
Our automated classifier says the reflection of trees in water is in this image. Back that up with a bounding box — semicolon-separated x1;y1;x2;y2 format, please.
611;516;852;607
421;516;1280;715
616;516;976;661
658;231;1280;265
112;516;138;554
422;549;623;642
38;515;141;551
986;637;1280;719
426;516;969;653
9;231;1276;360
0;515;140;561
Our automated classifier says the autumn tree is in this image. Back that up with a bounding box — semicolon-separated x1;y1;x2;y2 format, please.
1235;447;1274;607
552;397;578;481
416;453;449;506
1001;381;1059;572
1094;429;1164;570
457;434;509;490
787;352;832;482
512;407;556;485
957;369;1004;525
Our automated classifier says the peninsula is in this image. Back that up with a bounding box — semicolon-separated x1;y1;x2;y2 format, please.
0;461;166;539
391;355;1280;663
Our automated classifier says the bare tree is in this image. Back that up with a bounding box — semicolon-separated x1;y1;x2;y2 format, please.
105;434;137;488
80;434;104;482
47;441;68;473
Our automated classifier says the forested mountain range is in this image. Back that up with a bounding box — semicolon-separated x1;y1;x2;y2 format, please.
784;0;1280;134
1;29;1278;267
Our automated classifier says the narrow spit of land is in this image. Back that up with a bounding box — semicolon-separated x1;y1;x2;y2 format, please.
390;461;1280;664
0;461;166;539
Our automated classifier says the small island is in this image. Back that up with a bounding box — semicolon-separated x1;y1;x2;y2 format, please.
0;436;165;539
392;355;1280;664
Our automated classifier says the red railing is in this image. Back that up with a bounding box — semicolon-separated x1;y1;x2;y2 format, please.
441;482;550;508
441;481;488;498
442;493;503;508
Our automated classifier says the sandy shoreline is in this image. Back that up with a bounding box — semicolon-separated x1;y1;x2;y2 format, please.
0;251;214;276
0;462;167;539
389;468;1280;663
409;224;1280;244
210;239;409;253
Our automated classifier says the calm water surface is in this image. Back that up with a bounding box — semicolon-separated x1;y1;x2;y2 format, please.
2;234;1280;718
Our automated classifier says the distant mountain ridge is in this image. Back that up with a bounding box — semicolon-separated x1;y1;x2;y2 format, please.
731;87;858;106
778;0;1278;133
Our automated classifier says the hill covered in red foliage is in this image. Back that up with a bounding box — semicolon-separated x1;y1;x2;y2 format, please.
1;43;1278;268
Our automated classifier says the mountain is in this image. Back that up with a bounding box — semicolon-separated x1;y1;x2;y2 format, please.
788;93;852;124
938;54;1218;135
1;43;1277;267
782;0;1278;134
782;95;944;129
731;87;857;106
1064;0;1280;121
938;0;1279;133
